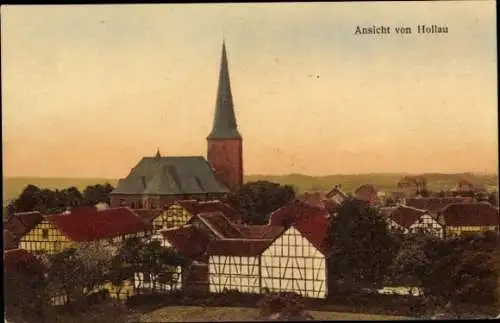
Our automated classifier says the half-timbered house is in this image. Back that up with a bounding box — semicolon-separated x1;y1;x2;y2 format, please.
353;184;379;205
207;238;277;294
438;202;499;237
150;200;243;232
405;197;468;215
3;211;44;247
19;207;152;254
386;205;443;238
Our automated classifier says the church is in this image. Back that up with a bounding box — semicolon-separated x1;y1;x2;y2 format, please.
110;42;243;209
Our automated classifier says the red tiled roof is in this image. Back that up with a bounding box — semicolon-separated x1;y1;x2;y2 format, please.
354;184;378;204
296;191;327;209
196;212;243;238
133;209;163;224
3;211;44;240
388;205;428;228
406;197;468;213
161;225;211;259
177;200;243;222
3;248;46;273
268;203;330;253
233;224;286;240
440;203;499;227
45;207;151;242
206;238;273;257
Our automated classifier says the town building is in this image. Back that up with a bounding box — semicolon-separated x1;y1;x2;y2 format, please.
383;205;443;238
438;202;499;237
18;207;152;255
110;42;243;209
353;184;379;205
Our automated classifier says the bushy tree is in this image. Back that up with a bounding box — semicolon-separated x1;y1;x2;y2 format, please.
82;183;114;206
4;256;49;323
228;180;296;225
326;197;399;292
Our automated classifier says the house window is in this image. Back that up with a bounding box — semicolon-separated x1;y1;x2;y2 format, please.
155;224;162;230
42;229;49;239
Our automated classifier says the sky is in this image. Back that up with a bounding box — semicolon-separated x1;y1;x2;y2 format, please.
1;2;498;178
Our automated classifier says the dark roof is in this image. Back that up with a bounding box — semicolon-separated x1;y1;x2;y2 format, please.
196;212;243;238
440;203;499;227
406;197;468;213
207;41;241;140
233;224;286;240
133;209;164;224
162;225;211;259
388;205;428;228
112;156;230;195
3;211;44;240
206;238;273;257
45;207;151;242
3;229;18;250
177;200;243;222
3;248;46;273
268;202;329;227
296;191;327;209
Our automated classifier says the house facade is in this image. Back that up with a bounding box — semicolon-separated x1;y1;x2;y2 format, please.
439;202;499;237
385;205;443;238
19;207;152;255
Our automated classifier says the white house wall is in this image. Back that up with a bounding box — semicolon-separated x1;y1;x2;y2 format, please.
261;227;327;299
208;255;260;294
409;214;444;238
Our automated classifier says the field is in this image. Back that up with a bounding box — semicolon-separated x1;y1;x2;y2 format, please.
129;306;407;322
3;173;498;205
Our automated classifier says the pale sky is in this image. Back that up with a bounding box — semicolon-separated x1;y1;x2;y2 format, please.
1;2;498;178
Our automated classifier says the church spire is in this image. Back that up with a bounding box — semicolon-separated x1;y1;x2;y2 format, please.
207;41;242;140
155;147;161;159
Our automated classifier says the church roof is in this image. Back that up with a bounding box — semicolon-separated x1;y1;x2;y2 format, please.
207;42;241;140
112;156;229;195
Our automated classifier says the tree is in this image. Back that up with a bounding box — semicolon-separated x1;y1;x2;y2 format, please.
83;183;114;206
57;187;84;210
4;256;49;323
12;184;43;212
326;197;399;292
228;181;296;225
419;233;498;315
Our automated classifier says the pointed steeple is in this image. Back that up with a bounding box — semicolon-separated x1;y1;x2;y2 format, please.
155;147;161;159
207;41;242;140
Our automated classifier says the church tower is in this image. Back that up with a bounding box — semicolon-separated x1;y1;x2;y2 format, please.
207;41;243;192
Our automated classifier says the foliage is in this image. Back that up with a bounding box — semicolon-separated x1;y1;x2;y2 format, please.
228;180;296;225
115;238;186;293
326;197;399;291
4;257;49;323
418;232;498;312
46;243;115;305
6;183;114;215
82;183;115;206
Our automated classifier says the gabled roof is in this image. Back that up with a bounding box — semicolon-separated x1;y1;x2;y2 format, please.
161;225;211;259
112;156;229;196
232;224;286;240
176;200;243;222
268;202;330;253
406;197;468;213
268;202;329;227
3;248;46;273
440;202;499;227
206;238;273;257
296;191;327;209
133;209;164;224
45;207;151;242
3;211;44;240
194;212;243;239
388;205;428;229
